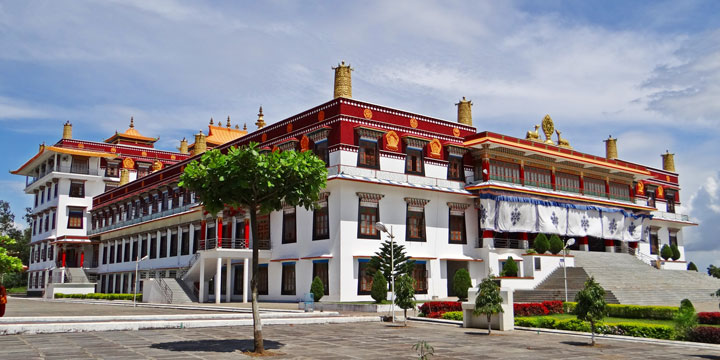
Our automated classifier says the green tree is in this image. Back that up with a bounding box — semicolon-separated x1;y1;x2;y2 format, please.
673;298;698;340
534;233;550;254
452;268;472;301
310;276;325;302
0;202;30;266
573;277;607;346
367;239;415;287
370;271;387;303
687;262;698;271
180;143;327;354
548;234;563;255
501;258;518;277
709;265;720;279
394;274;416;326
670;244;680;261
660;244;673;261
0;236;24;286
473;276;503;335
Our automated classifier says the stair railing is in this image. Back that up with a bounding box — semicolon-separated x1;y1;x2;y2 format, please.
634;250;658;267
156;277;174;304
178;252;201;279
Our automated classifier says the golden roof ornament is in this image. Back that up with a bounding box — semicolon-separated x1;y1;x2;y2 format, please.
525;125;540;141
235;124;239;129
62;121;73;139
193;131;207;155
556;130;571;149
255;106;266;129
209;117;214;126
118;168;130;186
604;135;618;159
661;150;675;172
332;61;353;99
541;114;555;144
179;137;189;154
243;123;247;130
455;97;472;126
226;116;231;128
129;116;135;128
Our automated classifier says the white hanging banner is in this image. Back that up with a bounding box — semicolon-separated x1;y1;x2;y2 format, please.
623;216;643;242
566;208;602;238
537;205;568;236
602;211;625;241
497;201;537;233
477;198;496;231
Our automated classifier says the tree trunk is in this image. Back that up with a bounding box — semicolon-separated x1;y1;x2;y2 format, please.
249;206;263;354
404;308;407;327
487;314;492;335
590;321;595;346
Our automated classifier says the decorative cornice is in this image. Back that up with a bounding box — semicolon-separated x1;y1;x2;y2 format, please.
356;192;384;202
404;197;430;207
447;202;471;211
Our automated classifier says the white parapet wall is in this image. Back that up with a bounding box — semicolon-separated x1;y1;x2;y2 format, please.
462;288;514;331
44;283;97;299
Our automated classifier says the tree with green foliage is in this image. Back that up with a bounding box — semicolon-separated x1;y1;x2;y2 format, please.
670;244;680;261
310;276;325;302
660;244;673;261
534;233;550;254
474;276;503;335
370;271;387;303
0;236;24;287
0;202;30;266
573;277;607;346
708;265;720;279
180;143;327;354
367;239;415;288
687;262;698;271
394;274;416;326
673;298;698;340
452;268;472;301
548;234;563;255
501;258;518;277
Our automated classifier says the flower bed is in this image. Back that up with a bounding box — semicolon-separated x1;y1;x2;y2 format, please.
563;302;677;320
418;301;462;318
55;293;141;301
514;301;564;316
515;316;674;340
698;312;720;325
689;326;720;344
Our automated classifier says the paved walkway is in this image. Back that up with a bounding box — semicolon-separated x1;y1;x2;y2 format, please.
2;321;718;359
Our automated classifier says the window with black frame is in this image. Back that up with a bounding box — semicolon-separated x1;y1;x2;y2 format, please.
448;203;468;244
405;147;424;175
281;263;296;295
357;139;379;168
314;140;329;166
413;262;428;294
282;208;296;244
313;261;330;295
357;193;383;239
69;181;85;198
67;208;84;229
666;191;676;213
405;198;429;242
258;265;269;295
357;260;373;295
448;156;464;181
313;195;330;240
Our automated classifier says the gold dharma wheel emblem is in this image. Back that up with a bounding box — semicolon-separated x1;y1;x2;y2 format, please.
171;155;176;160
318;110;325;122
363;108;373;119
77;143;84;148
453;127;460;137
123;158;135;169
409;118;418;128
141;151;147;157
110;147;117;153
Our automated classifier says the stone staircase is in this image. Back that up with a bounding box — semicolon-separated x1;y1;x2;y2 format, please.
161;278;198;304
515;267;620;304
65;268;91;283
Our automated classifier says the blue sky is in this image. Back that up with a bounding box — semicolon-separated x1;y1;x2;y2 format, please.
1;0;719;270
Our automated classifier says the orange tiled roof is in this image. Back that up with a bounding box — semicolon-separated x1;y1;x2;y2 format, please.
205;125;247;145
104;119;158;144
11;146;116;174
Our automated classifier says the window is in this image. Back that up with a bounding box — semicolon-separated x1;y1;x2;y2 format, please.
357;139;379;168
489;159;520;184
413;262;428;294
51;212;56;230
534;257;542;271
313;261;329;295
181;230;190;256
159;233;167;258
140;235;147;259
170;232;178;257
609;182;631;201
669;230;678;248
405;200;427;242
233;264;244;295
282;209;296;244
44;214;49;232
193;226;200;254
647;189;656;208
54;182;58;198
48;245;53;260
556;172;581;193
666;191;676;213
313;196;330;240
358;204;380;239
405;148;424;175
357;260;374;295
105;165;119;177
69;182;85;198
257;265;269;295
47;184;52;201
150;235;157;258
34;193;38;207
314;140;329;166
70;156;89;174
584;177;606;197
124;241;130;262
257;214;270;242
132;238;138;262
525;166;552;189
67;208;84;229
40;188;44;204
449;211;466;244
649;229;659;255
448;156;464;181
281;263;296;295
235;219;246;243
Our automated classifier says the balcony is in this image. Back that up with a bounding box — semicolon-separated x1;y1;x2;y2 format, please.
199;237;271;251
89;203;196;235
26;165;101;187
650;211;691;223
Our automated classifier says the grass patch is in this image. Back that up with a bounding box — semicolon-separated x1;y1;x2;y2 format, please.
6;287;26;294
526;313;675;327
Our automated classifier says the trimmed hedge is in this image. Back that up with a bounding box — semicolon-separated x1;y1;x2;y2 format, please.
514;301;564;317
418;301;462;318
698;312;720;325
515;317;674;340
563;302;677;320
55;293;141;301
689;326;720;344
441;311;463;321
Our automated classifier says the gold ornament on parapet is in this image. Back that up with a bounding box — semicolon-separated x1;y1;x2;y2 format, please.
363;108;373;119
525;125;540;141
110;147;117;153
453;127;461;137
318;110;325;122
287;123;293;133
429;139;442;158
541;115;555;144
409;118;418;128
556;130;571;149
385;131;400;151
300;135;310;152
123;158;135;169
261;133;267;142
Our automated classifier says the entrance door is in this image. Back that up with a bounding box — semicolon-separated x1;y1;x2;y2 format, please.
66;248;78;267
446;261;469;297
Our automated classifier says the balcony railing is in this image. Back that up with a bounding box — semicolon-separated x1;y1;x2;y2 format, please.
89;203;195;234
26;165;101;187
198;237;270;251
493;238;526;249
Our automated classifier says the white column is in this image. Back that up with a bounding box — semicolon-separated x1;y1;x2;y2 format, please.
189;224;195;254
166;229;172;257
242;258;248;303
215;257;222;304
199;256;205;303
226;258;232;302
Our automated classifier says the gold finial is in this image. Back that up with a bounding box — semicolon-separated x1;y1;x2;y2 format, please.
226;116;231;128
541;114;555;144
255;106;266;129
129;116;135;128
604;135;618;159
332;60;353;98
179;137;189;154
525;125;540;141
193;131;207;155
661;150;675;172
235;124;239;129
119;168;130;186
39;142;46;152
556;130;571;149
455;97;472;126
209;117;214;126
62;121;73;139
243;123;247;130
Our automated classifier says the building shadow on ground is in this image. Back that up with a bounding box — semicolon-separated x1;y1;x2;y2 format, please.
151;339;284;353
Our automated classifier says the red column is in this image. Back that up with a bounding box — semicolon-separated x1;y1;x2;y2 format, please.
244;219;250;248
579;236;589;245
80;252;84;268
605;180;610;198
217;217;223;248
200;220;207;250
482;158;490;182
579;175;585;195
519;163;525;185
604;239;614;247
62;250;66;267
551;168;556;190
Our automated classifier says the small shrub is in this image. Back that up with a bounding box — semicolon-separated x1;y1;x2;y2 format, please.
563;302;678;320
525;249;537;254
534;234;550;254
698;312;720;325
441;311;463;321
687;262;698;271
689;326;720;344
501;258;519;277
452;268;471;301
514;303;549;316
310;276;325;302
418;301;462;317
549;235;563;255
670;244;681;261
660;244;673;261
674;299;698;340
542;300;564;314
370;271;387;304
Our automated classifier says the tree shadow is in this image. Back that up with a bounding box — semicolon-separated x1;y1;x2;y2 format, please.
151;339;284;353
689;356;720;360
464;331;490;336
560;341;595;347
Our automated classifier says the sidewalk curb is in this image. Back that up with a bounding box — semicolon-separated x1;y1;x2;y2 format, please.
0;311;342;324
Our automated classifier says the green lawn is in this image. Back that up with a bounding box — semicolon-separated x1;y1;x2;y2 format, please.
6;287;26;294
519;313;719;328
